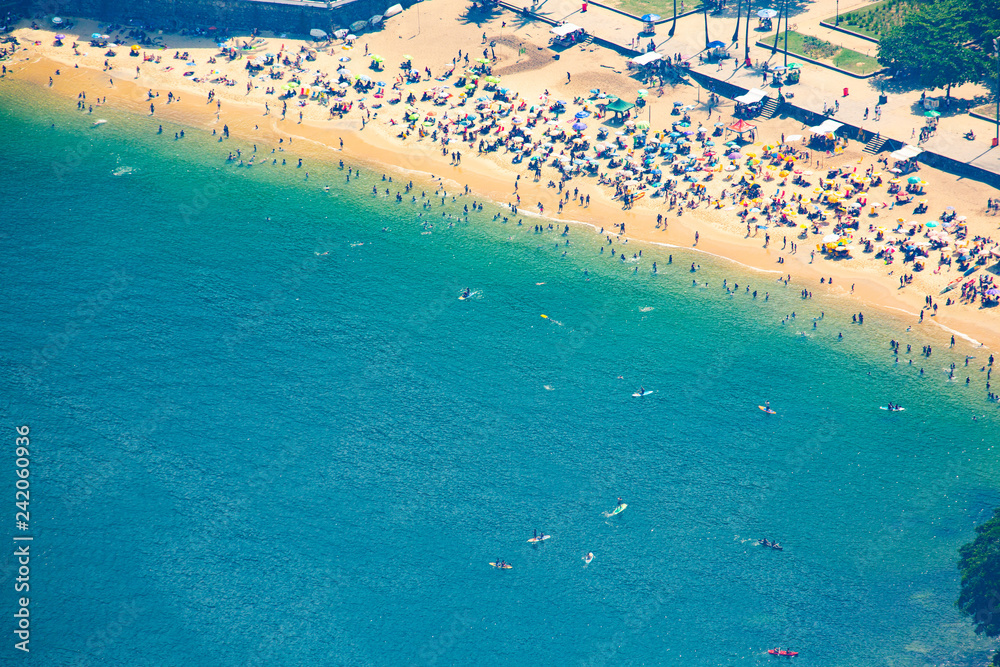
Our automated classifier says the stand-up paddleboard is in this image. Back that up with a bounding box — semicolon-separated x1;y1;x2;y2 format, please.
632;390;654;397
583;552;594;564
879;406;906;412
489;562;512;569
527;534;551;543
758;406;776;414
603;503;627;517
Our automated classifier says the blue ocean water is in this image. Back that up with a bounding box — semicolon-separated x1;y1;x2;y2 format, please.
1;81;998;666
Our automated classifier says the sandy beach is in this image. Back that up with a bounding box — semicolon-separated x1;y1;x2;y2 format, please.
5;1;1000;349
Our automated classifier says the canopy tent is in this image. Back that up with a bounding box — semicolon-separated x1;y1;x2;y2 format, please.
604;98;635;116
728;119;756;134
890;144;922;160
630;52;662;66
734;88;767;104
808;119;843;134
550;23;584;37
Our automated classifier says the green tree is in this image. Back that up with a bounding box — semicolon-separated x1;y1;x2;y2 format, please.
877;0;986;97
956;507;1000;665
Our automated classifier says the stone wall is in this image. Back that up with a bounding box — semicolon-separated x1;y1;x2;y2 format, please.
39;0;409;35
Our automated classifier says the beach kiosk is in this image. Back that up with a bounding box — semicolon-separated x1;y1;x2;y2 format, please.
550;23;586;46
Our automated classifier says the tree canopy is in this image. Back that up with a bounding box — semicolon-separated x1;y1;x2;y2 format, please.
877;0;990;96
956;507;1000;641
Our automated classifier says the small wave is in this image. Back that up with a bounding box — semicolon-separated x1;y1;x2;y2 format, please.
111;166;134;176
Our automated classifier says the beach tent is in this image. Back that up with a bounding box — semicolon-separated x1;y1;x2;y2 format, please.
384;4;403;18
550;23;584;37
728;119;756;134
630;52;662;66
890;144;922;160
734;88;767;104
808;119;843;134
605;98;635;117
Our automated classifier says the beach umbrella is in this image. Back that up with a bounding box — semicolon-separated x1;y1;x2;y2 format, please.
511;115;525;125
101;35;110;40
926;221;939;227
641;13;661;21
757;8;778;18
371;55;384;63
476;57;490;64
92;32;102;39
907;176;921;184
572;122;588;132
55;34;66;40
673;101;684;107
924;110;940;118
636;121;650;130
707;40;726;49
51;16;63;24
575;111;590;119
637;89;649;96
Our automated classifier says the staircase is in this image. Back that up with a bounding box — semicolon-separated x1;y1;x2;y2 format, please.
863;135;887;155
758;96;780;120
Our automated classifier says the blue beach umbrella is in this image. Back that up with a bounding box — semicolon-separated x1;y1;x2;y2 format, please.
925;221;939;227
92;33;101;39
757;8;778;18
907;176;921;184
707;40;726;49
575;111;590;119
641;13;661;21
572;121;587;132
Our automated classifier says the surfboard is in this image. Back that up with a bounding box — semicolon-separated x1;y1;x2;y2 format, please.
489;562;512;569
632;390;654;397
605;503;627;517
879;406;905;411
527;535;551;543
758;406;776;414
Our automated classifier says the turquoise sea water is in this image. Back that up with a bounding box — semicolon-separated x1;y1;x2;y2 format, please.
2;81;999;666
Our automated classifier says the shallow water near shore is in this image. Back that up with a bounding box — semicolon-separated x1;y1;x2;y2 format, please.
2;81;999;666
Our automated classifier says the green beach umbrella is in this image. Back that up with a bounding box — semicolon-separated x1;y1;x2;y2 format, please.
402;54;413;60
371;54;384;63
924;110;940;118
476;57;489;64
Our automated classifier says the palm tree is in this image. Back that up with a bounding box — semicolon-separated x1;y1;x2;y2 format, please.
732;0;741;46
668;0;677;37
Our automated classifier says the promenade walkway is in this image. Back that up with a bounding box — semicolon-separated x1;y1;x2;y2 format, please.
498;0;1000;183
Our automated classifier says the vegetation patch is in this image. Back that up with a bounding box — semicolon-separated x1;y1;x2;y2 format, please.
762;31;881;75
825;0;928;41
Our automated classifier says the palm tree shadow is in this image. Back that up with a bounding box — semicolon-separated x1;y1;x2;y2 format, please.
457;4;503;26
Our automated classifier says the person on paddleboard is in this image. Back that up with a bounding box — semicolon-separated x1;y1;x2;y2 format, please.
616;497;624;509
639;386;645;395
462;287;471;299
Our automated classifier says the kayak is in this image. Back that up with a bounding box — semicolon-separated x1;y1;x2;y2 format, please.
768;649;798;657
758;405;776;414
489;562;512;569
879;406;905;412
527;535;551;543
632;390;655;397
605;503;627;517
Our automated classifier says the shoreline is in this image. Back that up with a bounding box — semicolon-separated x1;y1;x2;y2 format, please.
4;20;999;351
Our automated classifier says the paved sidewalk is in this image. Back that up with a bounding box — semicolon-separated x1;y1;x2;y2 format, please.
501;0;1000;180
